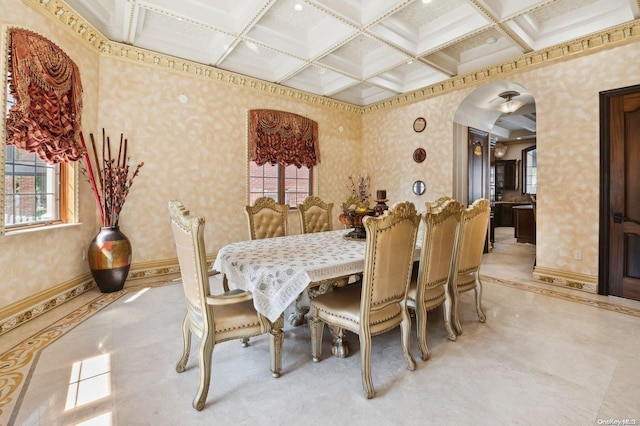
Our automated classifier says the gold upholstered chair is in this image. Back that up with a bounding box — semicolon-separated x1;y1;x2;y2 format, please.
298;195;334;233
309;201;420;399
245;196;289;240
407;199;463;360
450;198;491;336
168;200;284;410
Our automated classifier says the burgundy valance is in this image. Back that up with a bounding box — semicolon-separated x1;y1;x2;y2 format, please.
248;109;319;168
6;29;85;164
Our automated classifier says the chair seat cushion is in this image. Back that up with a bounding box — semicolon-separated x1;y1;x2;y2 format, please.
310;284;362;331
212;299;263;335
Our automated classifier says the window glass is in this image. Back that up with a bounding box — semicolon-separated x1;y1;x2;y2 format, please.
249;161;311;207
4;88;64;228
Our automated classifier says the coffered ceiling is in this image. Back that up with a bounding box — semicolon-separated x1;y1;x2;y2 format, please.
63;0;639;108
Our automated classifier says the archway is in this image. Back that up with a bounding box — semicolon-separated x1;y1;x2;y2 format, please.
452;81;537;270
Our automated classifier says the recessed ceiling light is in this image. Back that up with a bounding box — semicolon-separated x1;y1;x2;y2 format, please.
422;0;432;3
486;37;497;44
294;4;303;11
407;60;413;64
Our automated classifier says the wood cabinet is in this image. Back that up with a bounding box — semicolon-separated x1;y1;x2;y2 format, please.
495;160;517;190
513;205;536;244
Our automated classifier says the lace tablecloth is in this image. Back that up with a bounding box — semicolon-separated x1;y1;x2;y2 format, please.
213;230;367;322
213;228;423;322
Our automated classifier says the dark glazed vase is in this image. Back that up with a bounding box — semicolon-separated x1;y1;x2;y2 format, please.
88;226;132;293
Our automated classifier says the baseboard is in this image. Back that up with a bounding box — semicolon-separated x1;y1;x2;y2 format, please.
532;267;598;293
0;256;218;337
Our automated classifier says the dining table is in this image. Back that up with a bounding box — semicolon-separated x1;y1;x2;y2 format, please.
212;227;423;356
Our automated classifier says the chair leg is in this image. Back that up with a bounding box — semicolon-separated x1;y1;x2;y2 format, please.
193;332;215;411
452;285;463;336
443;289;457;341
401;310;416;371
359;330;375;399
241;337;250;347
310;316;325;362
269;314;284;378
416;304;430;361
176;312;191;373
474;272;486;323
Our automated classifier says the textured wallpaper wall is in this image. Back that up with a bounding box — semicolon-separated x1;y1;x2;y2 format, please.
96;57;362;263
0;2;99;310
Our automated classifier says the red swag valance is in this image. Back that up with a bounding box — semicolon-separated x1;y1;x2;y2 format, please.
248;109;319;168
6;29;85;164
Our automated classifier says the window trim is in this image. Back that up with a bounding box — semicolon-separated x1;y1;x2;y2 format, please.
521;145;537;195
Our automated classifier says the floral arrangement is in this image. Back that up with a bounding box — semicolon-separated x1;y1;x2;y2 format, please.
80;129;144;228
347;174;370;203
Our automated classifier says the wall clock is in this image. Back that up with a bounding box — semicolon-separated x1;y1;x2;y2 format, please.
413;117;426;133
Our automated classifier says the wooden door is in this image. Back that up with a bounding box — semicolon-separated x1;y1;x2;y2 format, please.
600;86;640;300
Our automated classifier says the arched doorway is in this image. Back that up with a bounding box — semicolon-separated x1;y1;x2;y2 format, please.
452;81;537;269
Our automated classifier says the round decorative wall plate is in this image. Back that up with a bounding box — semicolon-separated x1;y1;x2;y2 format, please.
413;148;426;163
413;117;426;133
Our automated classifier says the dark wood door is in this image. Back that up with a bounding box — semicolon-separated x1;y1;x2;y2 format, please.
600;86;640;300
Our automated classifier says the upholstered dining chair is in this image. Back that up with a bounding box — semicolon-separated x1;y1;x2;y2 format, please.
407;199;463;360
168;200;284;411
245;196;289;240
309;201;420;399
450;198;491;337
298;195;334;234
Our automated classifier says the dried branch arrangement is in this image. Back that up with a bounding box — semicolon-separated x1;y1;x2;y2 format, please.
80;129;144;227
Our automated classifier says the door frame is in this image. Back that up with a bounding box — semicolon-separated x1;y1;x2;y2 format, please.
598;83;640;295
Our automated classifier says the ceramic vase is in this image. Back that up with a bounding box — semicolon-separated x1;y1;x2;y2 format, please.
88;226;132;293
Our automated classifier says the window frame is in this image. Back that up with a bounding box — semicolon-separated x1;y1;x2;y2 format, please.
521;145;537;195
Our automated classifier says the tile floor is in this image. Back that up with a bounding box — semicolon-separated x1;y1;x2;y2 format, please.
1;227;640;425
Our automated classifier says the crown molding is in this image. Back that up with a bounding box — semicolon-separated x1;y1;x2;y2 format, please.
23;0;640;114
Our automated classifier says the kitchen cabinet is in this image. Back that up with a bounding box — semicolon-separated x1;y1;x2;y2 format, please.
495;160;517;190
513;205;536;244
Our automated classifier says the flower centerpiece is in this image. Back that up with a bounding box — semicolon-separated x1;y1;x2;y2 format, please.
340;174;374;239
80;129;144;293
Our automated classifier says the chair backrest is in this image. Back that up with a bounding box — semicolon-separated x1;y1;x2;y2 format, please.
298;196;333;233
426;196;453;213
453;198;491;276
416;199;463;299
360;201;420;323
245;197;289;240
168;200;210;321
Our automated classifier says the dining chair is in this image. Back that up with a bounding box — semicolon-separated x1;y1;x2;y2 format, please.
245;196;289;240
450;198;491;336
309;201;420;399
168;200;284;410
407;198;463;360
298;195;334;233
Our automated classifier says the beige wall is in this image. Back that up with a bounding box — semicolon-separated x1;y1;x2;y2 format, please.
2;0;640;322
96;56;362;262
363;41;640;282
0;1;99;312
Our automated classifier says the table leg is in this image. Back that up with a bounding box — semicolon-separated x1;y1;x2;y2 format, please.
328;325;350;358
287;306;309;326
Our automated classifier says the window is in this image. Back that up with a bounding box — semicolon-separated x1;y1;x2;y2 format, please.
522;145;537;195
249;161;311;207
4;88;71;230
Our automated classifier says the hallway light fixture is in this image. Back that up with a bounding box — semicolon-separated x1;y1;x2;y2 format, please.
494;142;507;158
496;91;524;114
473;141;483;156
